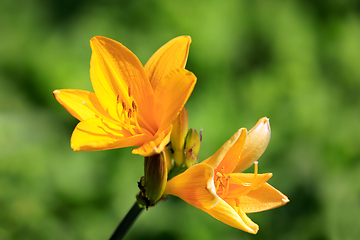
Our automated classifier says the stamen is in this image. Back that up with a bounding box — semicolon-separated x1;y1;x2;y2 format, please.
132;110;142;131
115;95;122;120
221;175;231;198
114;91;144;135
122;100;127;111
241;161;258;195
254;161;258;179
132;101;137;112
215;172;223;191
214;167;231;198
125;109;136;134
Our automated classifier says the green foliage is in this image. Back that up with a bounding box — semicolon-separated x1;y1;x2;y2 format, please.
1;0;360;239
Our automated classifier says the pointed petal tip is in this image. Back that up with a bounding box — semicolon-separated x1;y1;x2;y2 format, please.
89;36;113;49
172;35;191;43
234;117;271;172
90;35;104;42
282;195;290;204
89;36;99;45
181;35;192;43
247;224;259;234
53;90;60;99
253;117;270;133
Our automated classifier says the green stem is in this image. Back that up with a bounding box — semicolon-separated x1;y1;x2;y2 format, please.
110;202;143;240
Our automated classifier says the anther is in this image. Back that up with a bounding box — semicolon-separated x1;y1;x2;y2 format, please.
122;100;127;110
128;87;131;97
128;109;132;119
117;95;120;103
132;101;137;112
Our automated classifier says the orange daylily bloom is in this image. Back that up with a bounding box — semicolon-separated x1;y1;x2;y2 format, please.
53;36;196;156
164;117;289;234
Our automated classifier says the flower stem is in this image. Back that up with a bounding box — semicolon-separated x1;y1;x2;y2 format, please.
110;202;143;240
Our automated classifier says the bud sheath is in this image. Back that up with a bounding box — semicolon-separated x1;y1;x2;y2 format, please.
144;153;168;203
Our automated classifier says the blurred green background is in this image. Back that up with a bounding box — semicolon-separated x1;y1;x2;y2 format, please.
1;0;360;239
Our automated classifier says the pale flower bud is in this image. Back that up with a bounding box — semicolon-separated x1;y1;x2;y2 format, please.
171;108;188;166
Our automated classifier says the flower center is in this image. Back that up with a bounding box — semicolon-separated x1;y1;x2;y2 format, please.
116;87;142;135
214;167;231;198
214;161;259;199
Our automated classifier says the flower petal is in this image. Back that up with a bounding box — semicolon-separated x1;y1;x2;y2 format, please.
132;125;172;157
203;129;243;168
200;198;259;234
145;36;191;90
153;68;196;133
224;173;273;199
53;89;111;122
164;163;219;209
235;183;289;213
234;117;271;172
214;128;247;175
71;118;150;151
90;36;156;129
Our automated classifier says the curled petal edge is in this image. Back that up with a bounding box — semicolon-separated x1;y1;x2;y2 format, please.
164;163;219;209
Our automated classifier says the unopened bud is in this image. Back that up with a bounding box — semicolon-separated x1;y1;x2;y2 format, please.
144;153;168;204
184;128;201;168
171;108;188;166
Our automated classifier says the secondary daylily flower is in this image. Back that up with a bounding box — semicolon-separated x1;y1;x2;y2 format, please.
164;117;289;234
53;36;196;156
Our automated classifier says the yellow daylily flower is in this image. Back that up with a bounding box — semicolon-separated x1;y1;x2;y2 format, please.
164;117;289;234
53;36;196;156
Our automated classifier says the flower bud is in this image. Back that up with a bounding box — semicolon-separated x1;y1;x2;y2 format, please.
171;108;188;166
184;128;201;168
234;117;271;172
144;153;168;204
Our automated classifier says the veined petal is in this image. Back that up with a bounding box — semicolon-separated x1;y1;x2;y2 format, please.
132;125;172;157
235;183;289;213
200;198;258;234
90;36;156;129
145;36;191;90
203;129;243;168
53;89;111;122
234;117;271;172
214;128;247;175
71;118;150;151
223;173;273;199
164;163;218;209
153;68;196;133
